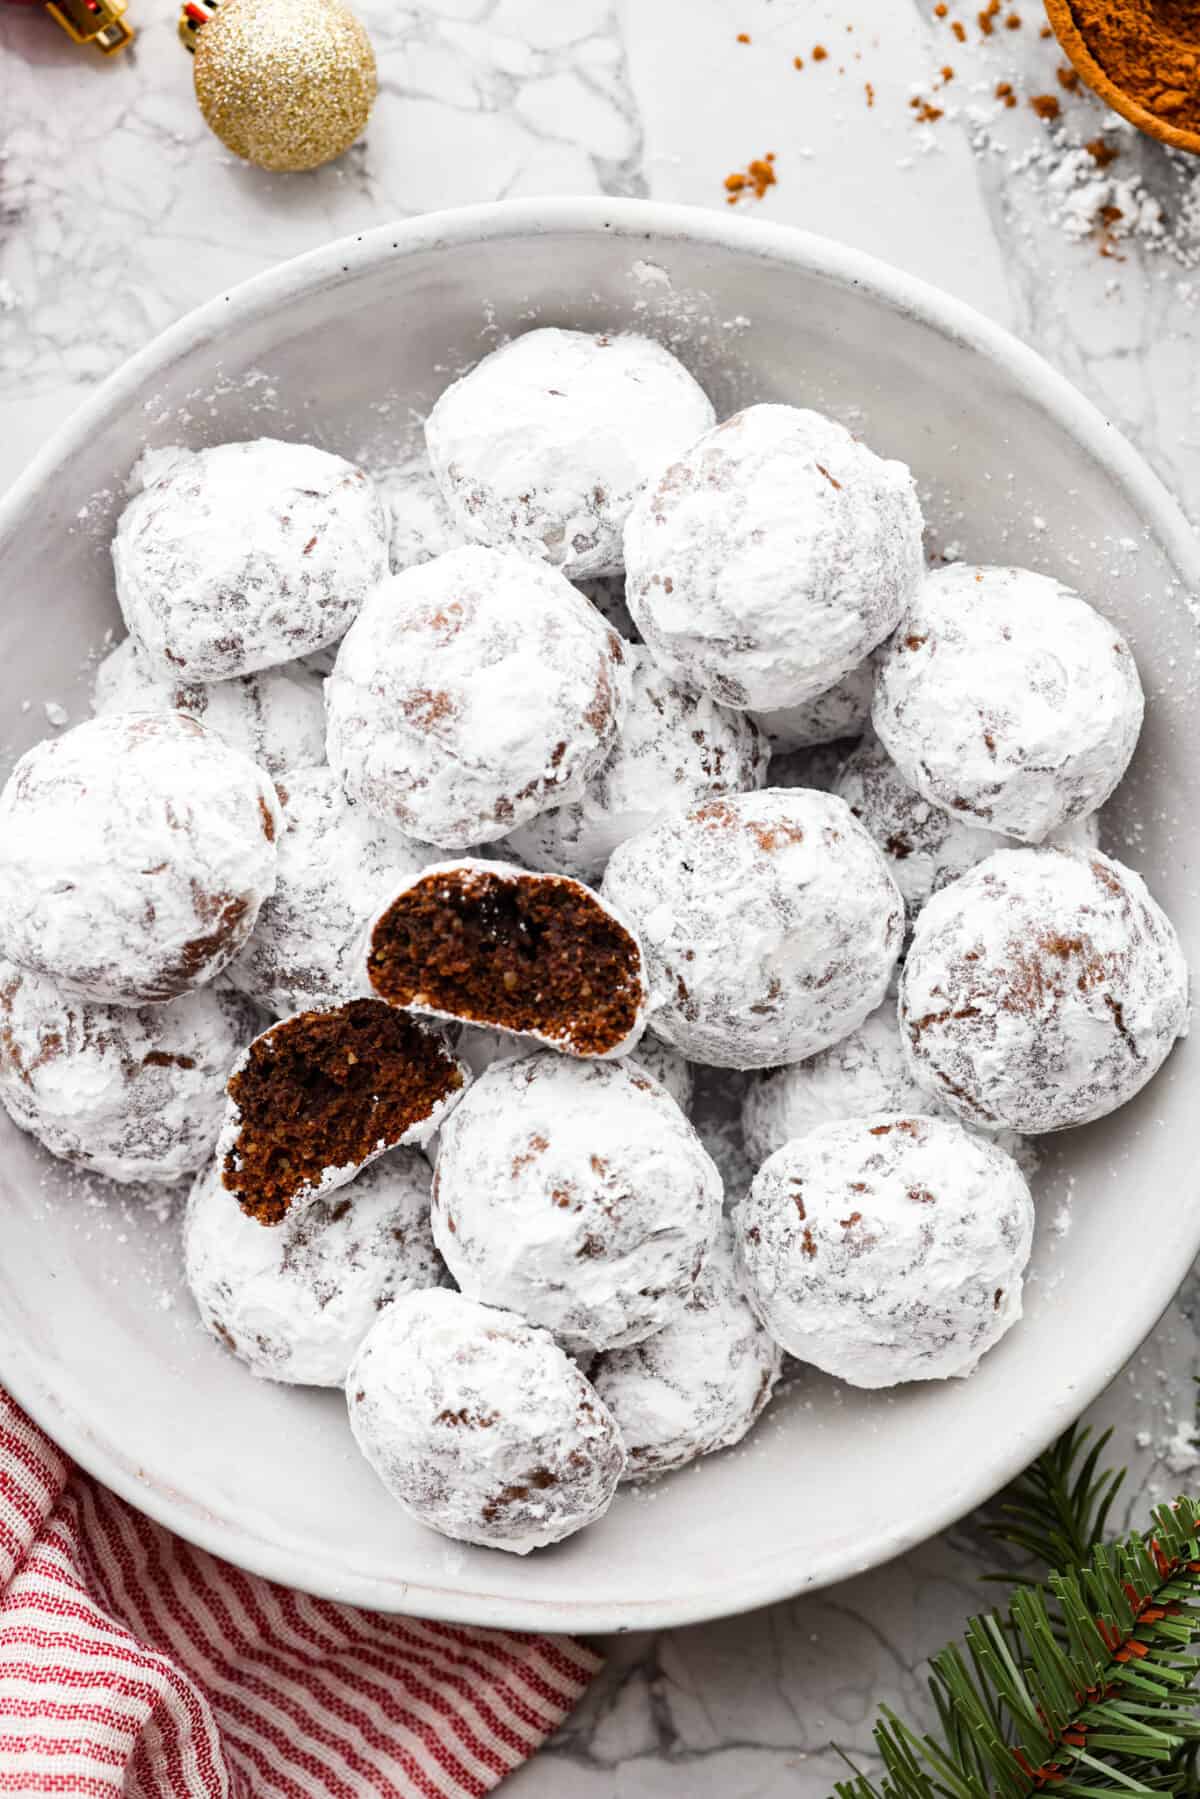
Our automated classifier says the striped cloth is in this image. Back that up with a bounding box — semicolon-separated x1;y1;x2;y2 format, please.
0;1386;599;1796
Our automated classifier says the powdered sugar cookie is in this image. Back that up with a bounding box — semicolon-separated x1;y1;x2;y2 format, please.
425;328;715;579
735;1114;1034;1387
602;790;903;1070
872;564;1143;842
112;439;388;680
325;545;630;849
0;712;281;1005
185;1148;446;1385
347;1289;625;1553
624;404;923;710
505;645;769;884
432;1052;722;1350
899;846;1188;1134
0;962;259;1184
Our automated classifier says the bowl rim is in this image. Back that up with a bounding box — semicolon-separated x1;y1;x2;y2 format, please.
3;195;1200;1633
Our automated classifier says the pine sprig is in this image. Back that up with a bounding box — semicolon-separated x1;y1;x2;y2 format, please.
982;1426;1126;1582
832;1497;1200;1798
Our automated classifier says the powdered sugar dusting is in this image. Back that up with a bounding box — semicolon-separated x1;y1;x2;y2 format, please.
325;545;632;850
347;1288;625;1553
425;327;716;579
185;1148;447;1387
431;1052;722;1351
734;1114;1034;1388
602;789;903;1070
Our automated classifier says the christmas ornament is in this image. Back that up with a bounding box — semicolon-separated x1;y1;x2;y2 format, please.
182;0;376;173
2;0;132;54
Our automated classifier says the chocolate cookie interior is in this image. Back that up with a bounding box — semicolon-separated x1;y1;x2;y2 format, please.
368;867;643;1057
224;999;463;1224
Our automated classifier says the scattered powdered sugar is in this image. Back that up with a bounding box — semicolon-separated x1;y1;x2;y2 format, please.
0;963;260;1184
504;644;769;884
734;1114;1034;1389
873;565;1144;844
112;439;389;681
431;1052;723;1351
623;404;924;712
93;637;327;778
325;545;632;850
901;847;1189;1134
226;768;429;1018
184;1148;447;1387
592;1223;782;1480
0;712;281;1005
425;327;716;580
602;789;903;1071
346;1288;625;1554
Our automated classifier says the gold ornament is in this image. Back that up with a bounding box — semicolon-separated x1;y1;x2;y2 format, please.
192;0;377;174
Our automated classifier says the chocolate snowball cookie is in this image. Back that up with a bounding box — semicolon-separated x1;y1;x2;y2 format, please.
347;1288;626;1554
753;655;877;753
431;1053;723;1351
900;847;1188;1134
740;995;1031;1175
872;564;1144;842
0;962;259;1184
835;732;1100;926
0;713;281;1005
592;1225;781;1481
365;860;647;1059
186;1148;447;1385
325;544;630;849
601;790;903;1070
112;439;389;680
741;999;929;1170
623;404;924;711
424;327;716;580
227;769;428;1018
93;637;327;778
735;1115;1034;1388
505;645;769;884
219;999;468;1224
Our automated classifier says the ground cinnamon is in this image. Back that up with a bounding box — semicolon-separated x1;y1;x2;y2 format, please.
1067;0;1200;131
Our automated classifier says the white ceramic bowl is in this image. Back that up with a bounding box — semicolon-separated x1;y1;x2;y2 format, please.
1;199;1197;1634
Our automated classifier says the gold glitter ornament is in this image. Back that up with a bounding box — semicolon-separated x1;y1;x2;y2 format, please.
193;0;377;173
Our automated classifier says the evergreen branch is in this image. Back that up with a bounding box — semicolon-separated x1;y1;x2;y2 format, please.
830;1497;1200;1799
982;1426;1125;1581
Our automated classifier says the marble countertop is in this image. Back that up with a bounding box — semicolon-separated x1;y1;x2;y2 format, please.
5;0;1200;1790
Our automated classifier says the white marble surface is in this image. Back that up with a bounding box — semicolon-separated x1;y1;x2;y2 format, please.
4;0;1200;1791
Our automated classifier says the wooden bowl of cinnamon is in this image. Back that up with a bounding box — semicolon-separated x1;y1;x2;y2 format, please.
1044;0;1200;155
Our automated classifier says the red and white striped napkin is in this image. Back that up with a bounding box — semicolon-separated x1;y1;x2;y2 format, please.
0;1386;599;1797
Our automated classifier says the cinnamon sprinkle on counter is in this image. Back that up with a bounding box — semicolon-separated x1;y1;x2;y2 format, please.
1086;137;1120;167
724;153;778;205
1030;92;1061;119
